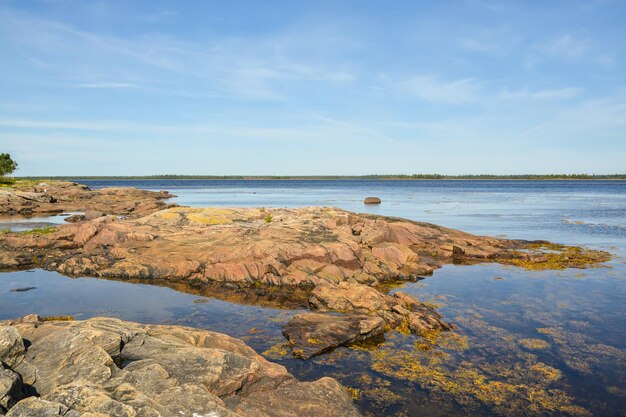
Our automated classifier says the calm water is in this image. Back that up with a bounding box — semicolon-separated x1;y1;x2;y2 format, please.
1;180;625;416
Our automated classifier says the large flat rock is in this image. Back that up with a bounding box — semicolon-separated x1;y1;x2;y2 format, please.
0;206;519;286
0;316;362;417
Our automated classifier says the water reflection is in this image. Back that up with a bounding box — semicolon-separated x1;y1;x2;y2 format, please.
0;212;82;232
1;262;624;416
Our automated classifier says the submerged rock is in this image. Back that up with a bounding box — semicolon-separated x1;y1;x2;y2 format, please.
282;313;385;359
9;287;36;293
0;316;362;417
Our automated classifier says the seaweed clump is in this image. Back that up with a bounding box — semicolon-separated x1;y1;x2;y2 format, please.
368;347;591;416
16;226;58;236
502;242;611;270
519;338;550;350
41;315;75;321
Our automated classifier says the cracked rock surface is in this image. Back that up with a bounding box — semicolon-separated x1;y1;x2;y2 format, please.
0;315;361;417
0;205;521;285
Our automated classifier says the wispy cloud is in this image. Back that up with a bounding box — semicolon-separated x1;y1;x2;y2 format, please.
0;116;393;145
403;76;481;104
75;82;141;89
499;87;583;101
0;8;357;101
538;35;591;59
459;38;500;53
0;119;125;131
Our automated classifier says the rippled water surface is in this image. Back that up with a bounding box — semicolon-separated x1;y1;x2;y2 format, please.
1;180;625;416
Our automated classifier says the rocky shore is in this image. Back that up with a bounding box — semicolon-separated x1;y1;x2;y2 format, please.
0;181;611;356
0;315;361;416
0;181;175;217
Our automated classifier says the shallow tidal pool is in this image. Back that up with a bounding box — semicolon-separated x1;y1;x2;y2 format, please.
1;260;624;417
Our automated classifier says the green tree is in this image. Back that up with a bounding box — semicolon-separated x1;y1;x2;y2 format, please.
0;153;18;177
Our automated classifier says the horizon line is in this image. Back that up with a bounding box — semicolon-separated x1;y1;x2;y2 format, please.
12;174;626;180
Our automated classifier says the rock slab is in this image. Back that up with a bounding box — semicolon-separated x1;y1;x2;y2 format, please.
282;313;385;359
0;316;361;417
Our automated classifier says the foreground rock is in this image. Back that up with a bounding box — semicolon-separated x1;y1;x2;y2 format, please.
0;181;175;217
282;313;385;359
0;316;361;416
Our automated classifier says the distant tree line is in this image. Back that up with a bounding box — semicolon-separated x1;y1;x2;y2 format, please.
17;173;626;180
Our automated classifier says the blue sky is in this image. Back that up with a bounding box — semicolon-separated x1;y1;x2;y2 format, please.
1;0;624;176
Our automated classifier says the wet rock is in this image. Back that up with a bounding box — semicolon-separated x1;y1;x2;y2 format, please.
309;282;453;335
282;313;385;359
0;316;361;417
363;197;381;204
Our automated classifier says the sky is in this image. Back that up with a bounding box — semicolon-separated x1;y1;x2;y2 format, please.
0;0;625;176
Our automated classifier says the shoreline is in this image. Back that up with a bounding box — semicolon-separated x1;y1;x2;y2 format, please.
12;176;626;181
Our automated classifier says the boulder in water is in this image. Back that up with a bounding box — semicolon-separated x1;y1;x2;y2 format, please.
364;197;381;204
